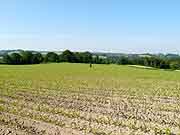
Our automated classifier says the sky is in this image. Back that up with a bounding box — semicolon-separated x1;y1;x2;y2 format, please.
0;0;180;53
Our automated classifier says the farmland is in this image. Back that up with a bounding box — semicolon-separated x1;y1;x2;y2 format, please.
1;63;180;134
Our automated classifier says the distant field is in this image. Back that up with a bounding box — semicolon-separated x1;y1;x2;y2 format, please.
128;65;155;69
1;63;180;134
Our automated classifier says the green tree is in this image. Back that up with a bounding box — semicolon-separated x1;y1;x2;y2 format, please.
10;53;23;65
32;53;44;64
170;62;180;70
79;52;92;63
3;54;12;64
20;51;33;64
44;52;59;62
60;50;77;63
159;60;170;69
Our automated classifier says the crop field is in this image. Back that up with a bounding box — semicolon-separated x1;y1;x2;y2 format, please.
1;63;180;135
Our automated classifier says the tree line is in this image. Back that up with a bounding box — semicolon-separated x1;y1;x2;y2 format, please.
2;50;93;65
2;50;180;70
107;56;180;70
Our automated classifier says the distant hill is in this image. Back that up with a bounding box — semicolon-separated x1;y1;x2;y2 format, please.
0;50;63;56
0;50;21;56
0;49;180;59
165;54;180;58
0;49;37;56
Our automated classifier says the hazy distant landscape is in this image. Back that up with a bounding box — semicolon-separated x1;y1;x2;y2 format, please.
1;49;180;70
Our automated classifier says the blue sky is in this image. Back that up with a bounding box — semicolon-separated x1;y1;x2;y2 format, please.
0;0;180;53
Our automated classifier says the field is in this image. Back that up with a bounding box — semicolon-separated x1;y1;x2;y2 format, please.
1;63;180;134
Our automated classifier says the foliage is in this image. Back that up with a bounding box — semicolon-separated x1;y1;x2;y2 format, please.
20;51;34;64
2;49;180;70
59;50;77;63
3;51;43;65
170;61;180;70
44;52;59;63
32;52;44;64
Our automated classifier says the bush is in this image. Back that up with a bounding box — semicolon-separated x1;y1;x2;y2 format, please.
170;62;180;70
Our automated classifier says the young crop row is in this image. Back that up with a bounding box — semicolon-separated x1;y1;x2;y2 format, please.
0;88;180;134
